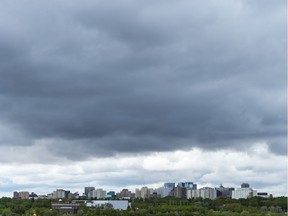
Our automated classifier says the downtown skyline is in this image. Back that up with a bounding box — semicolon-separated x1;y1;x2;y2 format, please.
0;0;286;197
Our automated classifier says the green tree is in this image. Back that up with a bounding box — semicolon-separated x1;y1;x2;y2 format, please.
2;208;13;216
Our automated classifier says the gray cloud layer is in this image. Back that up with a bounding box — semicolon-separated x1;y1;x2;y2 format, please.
0;0;286;159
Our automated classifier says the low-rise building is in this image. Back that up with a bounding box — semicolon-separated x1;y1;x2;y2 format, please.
86;200;129;210
51;202;80;214
257;192;269;198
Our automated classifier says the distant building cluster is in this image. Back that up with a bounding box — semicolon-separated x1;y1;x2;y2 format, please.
13;182;270;202
12;182;272;214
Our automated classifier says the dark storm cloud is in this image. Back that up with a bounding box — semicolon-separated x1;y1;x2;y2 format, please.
0;0;286;158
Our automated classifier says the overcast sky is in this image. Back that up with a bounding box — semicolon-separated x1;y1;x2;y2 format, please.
0;0;286;197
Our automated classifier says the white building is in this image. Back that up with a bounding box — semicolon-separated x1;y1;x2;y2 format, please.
86;200;129;210
232;183;257;199
91;189;106;199
53;189;66;199
187;187;217;200
156;187;172;198
232;188;257;199
140;187;150;199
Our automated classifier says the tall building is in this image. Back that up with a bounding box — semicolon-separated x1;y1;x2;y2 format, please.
84;187;95;197
117;189;132;199
156;183;175;197
172;185;187;198
13;192;19;199
232;183;257;199
187;187;217;200
18;191;29;199
135;189;141;199
178;182;197;190
156;187;172;198
53;189;67;199
164;183;175;190
140;187;150;199
241;183;250;188
215;184;234;198
106;191;116;199
91;189;106;199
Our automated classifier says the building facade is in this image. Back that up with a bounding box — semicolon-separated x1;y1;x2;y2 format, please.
86;200;129;210
178;182;197;190
187;187;217;200
117;189;132;199
84;187;95;198
52;189;67;199
232;183;257;199
91;188;106;199
51;202;80;214
172;185;187;198
18;191;30;199
215;184;234;198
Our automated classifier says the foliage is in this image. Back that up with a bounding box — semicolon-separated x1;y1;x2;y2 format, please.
0;196;286;216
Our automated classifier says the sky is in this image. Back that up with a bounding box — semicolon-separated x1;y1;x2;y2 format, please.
0;0;287;197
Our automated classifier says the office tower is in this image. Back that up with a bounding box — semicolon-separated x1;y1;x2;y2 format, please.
84;187;95;197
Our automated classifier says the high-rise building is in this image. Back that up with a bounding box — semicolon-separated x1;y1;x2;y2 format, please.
172;185;187;198
178;182;197;190
91;188;106;199
140;187;150;199
241;183;250;188
187;187;217;200
156;187;172;198
53;189;67;199
84;187;95;198
106;191;116;199
135;189;141;199
164;183;175;190
18;191;29;199
215;184;234;198
232;183;257;199
117;189;132;199
156;183;175;197
13;192;19;199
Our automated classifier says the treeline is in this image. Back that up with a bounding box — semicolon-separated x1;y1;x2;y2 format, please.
0;196;286;216
131;196;287;215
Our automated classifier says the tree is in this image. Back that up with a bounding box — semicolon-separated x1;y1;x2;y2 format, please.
2;208;13;216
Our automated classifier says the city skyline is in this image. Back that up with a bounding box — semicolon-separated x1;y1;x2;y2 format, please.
0;0;286;198
12;181;271;200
